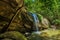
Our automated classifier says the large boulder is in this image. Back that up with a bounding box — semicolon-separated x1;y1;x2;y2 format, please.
37;14;50;30
41;18;50;29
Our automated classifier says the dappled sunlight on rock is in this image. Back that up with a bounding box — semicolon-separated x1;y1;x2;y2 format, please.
28;29;60;40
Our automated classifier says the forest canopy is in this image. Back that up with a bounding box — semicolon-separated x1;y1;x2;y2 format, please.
24;0;60;26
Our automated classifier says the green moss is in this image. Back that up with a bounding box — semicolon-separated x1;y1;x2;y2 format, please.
0;31;27;40
28;29;60;40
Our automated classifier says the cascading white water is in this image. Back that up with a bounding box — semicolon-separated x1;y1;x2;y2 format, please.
32;13;42;34
32;13;39;31
24;13;41;37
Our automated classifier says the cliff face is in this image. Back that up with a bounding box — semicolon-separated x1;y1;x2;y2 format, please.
0;0;15;31
0;0;21;32
0;0;34;34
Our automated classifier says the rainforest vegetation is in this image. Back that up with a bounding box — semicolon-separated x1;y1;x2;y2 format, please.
0;0;60;40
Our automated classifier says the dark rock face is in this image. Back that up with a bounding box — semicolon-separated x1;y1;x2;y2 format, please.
0;0;15;31
0;0;34;34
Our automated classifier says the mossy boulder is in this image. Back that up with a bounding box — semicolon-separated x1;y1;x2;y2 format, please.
28;29;60;40
37;14;50;30
0;31;27;40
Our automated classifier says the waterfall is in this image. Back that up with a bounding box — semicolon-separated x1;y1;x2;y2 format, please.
27;12;42;34
27;12;39;31
32;13;42;34
32;13;39;31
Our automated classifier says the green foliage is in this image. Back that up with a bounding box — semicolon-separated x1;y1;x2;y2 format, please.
24;0;60;25
52;19;60;25
37;14;43;22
